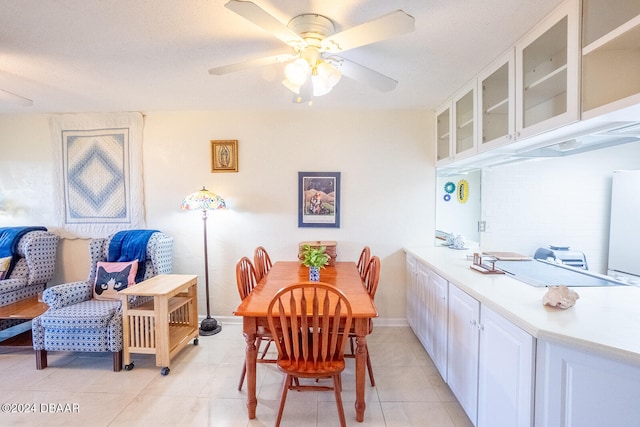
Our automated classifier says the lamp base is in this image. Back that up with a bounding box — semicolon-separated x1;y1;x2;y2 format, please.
199;316;222;336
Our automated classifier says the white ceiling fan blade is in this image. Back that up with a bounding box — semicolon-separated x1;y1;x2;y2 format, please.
209;53;295;75
338;59;398;92
225;0;304;47
321;10;415;53
0;88;33;107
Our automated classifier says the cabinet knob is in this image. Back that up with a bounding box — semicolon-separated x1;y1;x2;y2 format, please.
507;134;513;140
469;319;477;326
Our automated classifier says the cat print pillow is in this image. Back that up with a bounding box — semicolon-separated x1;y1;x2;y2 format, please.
94;260;139;301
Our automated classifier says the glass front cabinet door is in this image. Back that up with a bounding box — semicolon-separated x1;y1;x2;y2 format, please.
435;102;453;166
452;80;477;162
515;0;580;140
581;0;640;119
477;49;515;152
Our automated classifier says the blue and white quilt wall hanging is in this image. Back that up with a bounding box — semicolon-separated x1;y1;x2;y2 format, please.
51;112;146;238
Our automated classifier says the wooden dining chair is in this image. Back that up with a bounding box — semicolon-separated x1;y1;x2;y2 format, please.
356;246;371;280
253;245;273;282
267;282;353;427
346;255;381;386
235;256;275;390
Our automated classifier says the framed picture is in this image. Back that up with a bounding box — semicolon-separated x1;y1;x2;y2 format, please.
211;140;238;172
298;172;340;228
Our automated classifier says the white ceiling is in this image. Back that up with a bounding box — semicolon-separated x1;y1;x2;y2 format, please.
0;0;565;114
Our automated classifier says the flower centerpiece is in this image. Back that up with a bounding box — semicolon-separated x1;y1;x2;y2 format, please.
300;244;330;281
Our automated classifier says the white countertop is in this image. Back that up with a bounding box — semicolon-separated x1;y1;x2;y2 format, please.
405;245;640;365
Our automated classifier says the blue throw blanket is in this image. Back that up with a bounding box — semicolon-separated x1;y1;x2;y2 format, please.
108;229;159;283
0;226;48;278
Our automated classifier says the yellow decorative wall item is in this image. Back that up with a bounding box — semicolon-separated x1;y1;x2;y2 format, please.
457;179;469;204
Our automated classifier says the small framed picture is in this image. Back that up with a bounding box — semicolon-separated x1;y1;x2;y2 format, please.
298;171;340;228
211;140;238;172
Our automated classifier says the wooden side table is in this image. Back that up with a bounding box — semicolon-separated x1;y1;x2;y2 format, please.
120;274;199;375
0;294;49;347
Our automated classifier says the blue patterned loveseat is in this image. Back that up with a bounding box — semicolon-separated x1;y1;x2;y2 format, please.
32;231;173;371
0;229;59;332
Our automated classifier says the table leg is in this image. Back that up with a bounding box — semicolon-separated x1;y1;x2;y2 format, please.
155;295;170;368
243;318;258;419
354;318;368;422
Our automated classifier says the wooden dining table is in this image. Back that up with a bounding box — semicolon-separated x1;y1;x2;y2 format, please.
233;261;378;422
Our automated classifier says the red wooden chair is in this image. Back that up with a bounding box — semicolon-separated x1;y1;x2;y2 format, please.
346;255;381;386
235;256;275;390
356;246;371;280
267;282;353;427
253;246;272;282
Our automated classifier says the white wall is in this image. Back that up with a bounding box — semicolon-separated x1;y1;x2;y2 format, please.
480;141;640;274
0;110;434;322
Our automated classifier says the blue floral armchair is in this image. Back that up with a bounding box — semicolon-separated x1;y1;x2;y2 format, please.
0;230;59;332
32;231;173;371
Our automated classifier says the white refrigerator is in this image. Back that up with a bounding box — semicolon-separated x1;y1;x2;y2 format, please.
608;170;640;284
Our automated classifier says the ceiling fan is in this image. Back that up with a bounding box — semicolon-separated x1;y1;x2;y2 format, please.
0;88;33;107
209;0;415;104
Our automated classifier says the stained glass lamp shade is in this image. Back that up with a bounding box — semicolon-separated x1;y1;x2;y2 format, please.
181;187;226;211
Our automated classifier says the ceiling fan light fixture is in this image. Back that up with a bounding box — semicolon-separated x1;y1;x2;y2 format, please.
211;3;416;103
316;61;342;87
311;74;333;97
284;58;310;86
282;78;301;94
293;77;313;105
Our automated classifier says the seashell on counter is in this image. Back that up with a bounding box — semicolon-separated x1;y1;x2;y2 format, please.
543;285;580;309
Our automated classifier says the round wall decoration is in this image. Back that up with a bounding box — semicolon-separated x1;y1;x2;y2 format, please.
444;194;451;202
444;181;456;194
457;179;469;203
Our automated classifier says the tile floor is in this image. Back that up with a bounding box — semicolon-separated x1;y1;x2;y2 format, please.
0;323;473;426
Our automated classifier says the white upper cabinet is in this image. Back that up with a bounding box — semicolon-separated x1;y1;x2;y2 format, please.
437;0;582;166
452;80;478;162
581;0;640;119
435;102;453;166
477;49;516;152
515;0;580;140
435;80;478;165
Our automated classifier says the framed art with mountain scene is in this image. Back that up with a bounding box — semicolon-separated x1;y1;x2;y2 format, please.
298;171;340;228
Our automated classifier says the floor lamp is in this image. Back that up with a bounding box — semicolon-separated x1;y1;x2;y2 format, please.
181;186;226;336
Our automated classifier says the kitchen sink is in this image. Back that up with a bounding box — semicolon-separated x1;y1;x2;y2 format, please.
494;259;628;287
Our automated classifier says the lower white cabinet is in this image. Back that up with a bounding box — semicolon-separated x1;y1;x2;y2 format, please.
405;255;418;332
447;285;534;427
535;339;640;427
406;256;448;380
447;284;481;423
477;305;534;427
406;255;535;427
413;259;429;349
426;269;448;378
